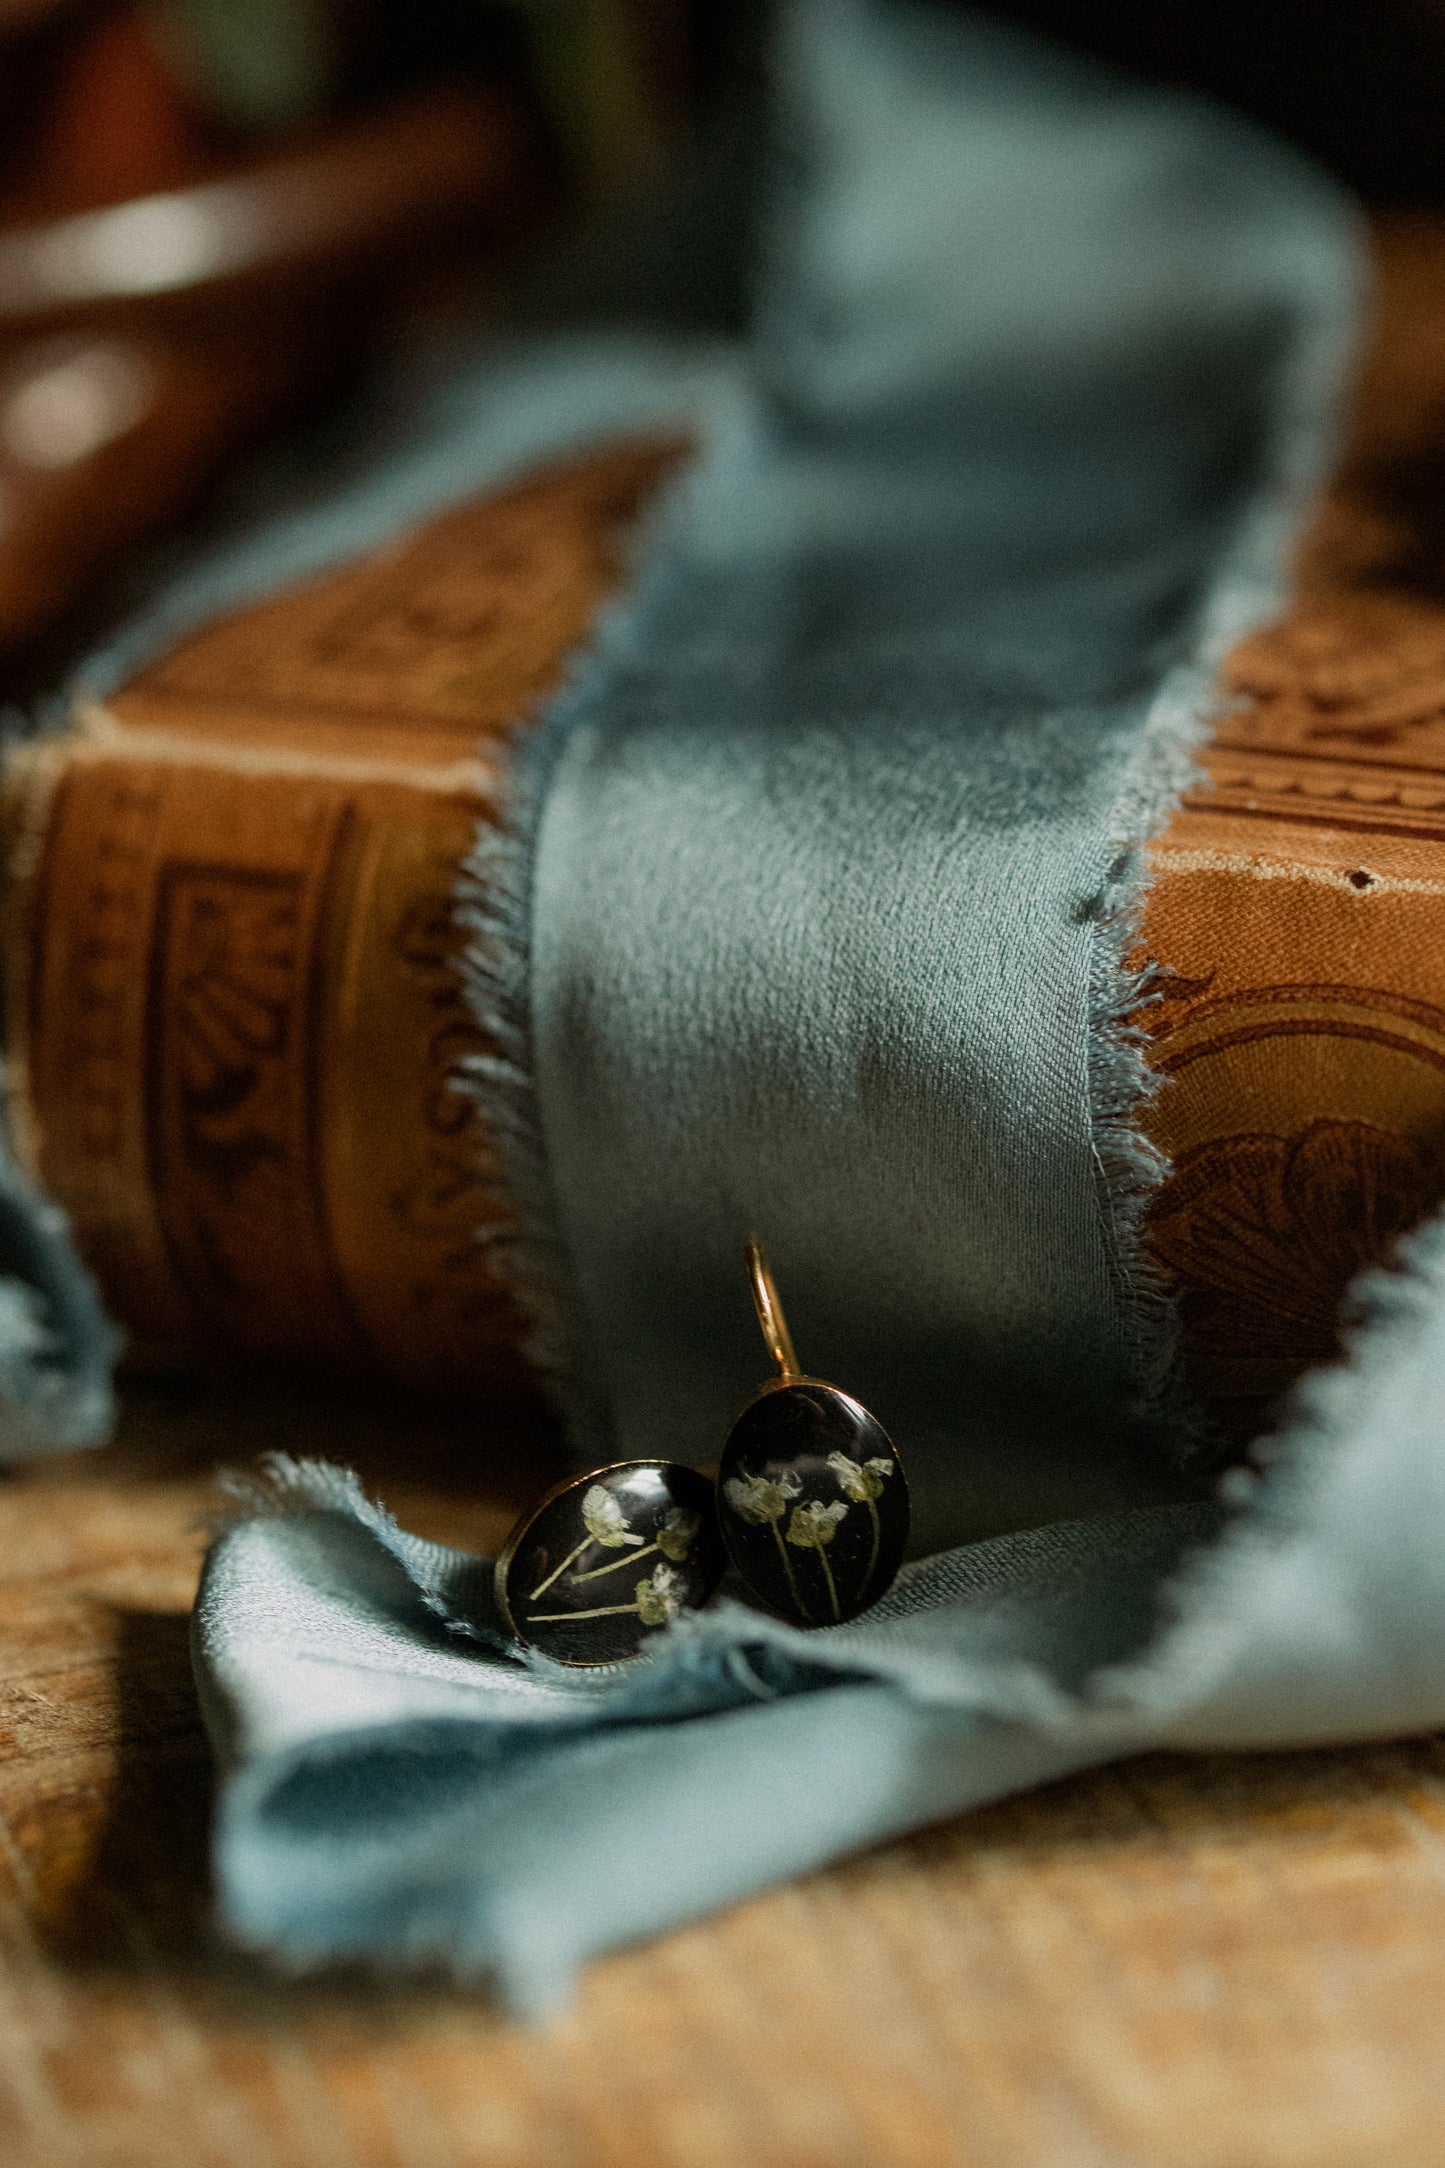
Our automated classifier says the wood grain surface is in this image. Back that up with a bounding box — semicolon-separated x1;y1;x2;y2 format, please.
1;1382;1444;2168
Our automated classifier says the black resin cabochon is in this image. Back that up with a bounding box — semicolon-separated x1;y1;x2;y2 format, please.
717;1383;908;1625
498;1462;723;1665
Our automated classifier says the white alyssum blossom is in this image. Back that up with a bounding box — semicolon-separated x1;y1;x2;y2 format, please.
634;1563;686;1628
655;1506;700;1562
786;1496;850;1622
827;1451;893;1504
723;1469;802;1525
581;1483;646;1549
787;1498;849;1550
527;1480;646;1600
723;1466;811;1619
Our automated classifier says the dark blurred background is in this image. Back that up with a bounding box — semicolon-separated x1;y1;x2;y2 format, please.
0;0;1438;663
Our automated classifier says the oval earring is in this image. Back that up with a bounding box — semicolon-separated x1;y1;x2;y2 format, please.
716;1239;909;1626
496;1460;724;1666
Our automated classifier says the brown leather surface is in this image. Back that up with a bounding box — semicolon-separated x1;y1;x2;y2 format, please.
5;437;683;1394
105;440;682;761
1141;216;1445;1436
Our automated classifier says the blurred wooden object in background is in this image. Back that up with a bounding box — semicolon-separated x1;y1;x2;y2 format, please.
0;5;531;655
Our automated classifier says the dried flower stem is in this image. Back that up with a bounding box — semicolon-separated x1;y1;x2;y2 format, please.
570;1540;662;1583
527;1537;593;1601
772;1522;810;1620
528;1598;643;1622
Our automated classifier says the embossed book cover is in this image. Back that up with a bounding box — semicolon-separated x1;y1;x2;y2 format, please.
2;439;680;1397
1140;220;1445;1438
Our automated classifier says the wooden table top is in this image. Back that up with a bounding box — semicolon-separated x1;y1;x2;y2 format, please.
2;1379;1444;2168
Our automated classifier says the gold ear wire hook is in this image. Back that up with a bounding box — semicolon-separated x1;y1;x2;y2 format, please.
746;1236;800;1381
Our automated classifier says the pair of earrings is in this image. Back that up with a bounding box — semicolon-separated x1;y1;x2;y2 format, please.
495;1240;910;1666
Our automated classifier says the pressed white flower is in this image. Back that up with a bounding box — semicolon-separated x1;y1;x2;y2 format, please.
827;1450;894;1592
826;1450;892;1503
569;1499;699;1584
634;1564;685;1628
787;1498;848;1549
786;1496;849;1621
527;1562;687;1634
526;1481;644;1600
655;1506;700;1562
723;1467;811;1620
581;1483;645;1550
723;1469;801;1525
823;1439;892;1595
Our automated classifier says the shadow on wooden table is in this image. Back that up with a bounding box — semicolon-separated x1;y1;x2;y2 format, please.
82;1606;216;1964
42;1601;515;2036
23;1369;569;2024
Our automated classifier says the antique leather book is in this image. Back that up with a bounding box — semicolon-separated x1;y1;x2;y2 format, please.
6;221;1444;1431
1;437;680;1398
1140;217;1445;1438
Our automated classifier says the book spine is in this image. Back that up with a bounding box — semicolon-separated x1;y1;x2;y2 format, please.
4;738;532;1398
1;436;687;1405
